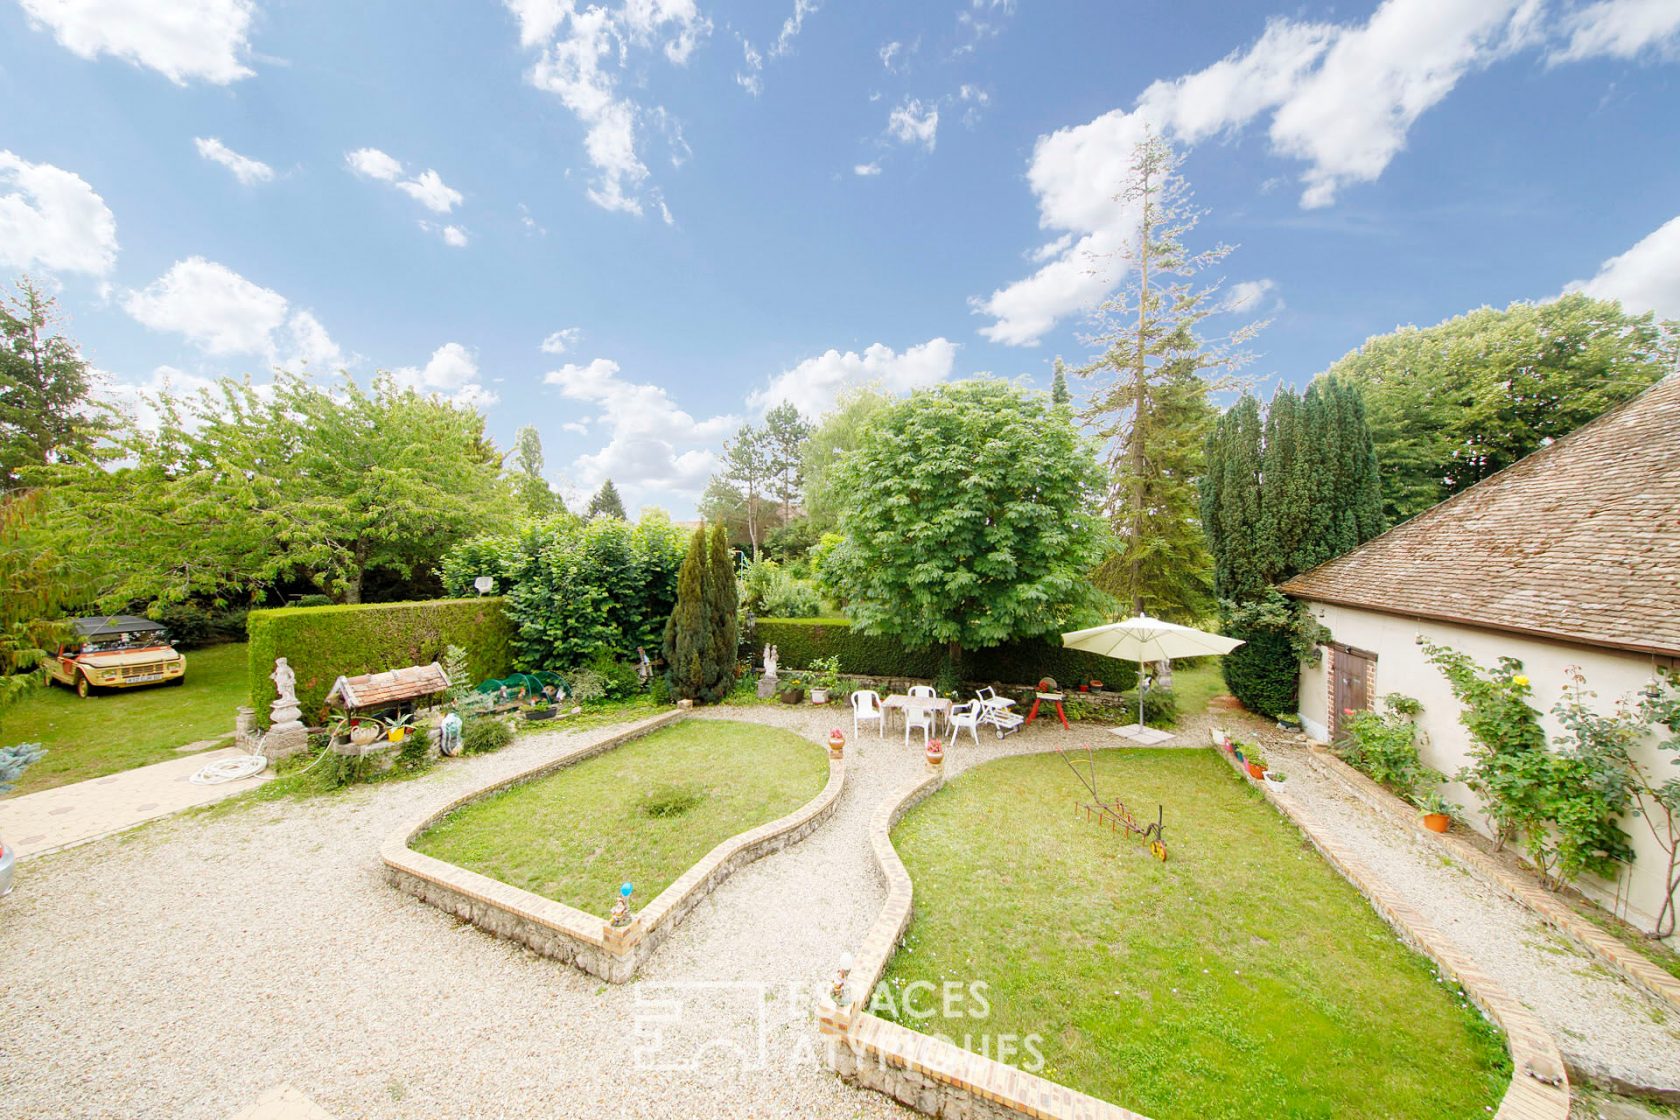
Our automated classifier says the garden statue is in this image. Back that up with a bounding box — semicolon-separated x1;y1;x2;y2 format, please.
636;647;653;686
610;881;635;928
264;657;309;761
757;644;781;700
439;711;463;757
829;951;854;1006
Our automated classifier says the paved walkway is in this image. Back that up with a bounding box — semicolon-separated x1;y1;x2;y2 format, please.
0;747;272;859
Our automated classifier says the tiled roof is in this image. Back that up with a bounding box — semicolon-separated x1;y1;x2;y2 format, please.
1281;374;1680;657
325;662;451;710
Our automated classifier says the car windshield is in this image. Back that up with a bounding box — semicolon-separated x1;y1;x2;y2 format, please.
81;631;170;653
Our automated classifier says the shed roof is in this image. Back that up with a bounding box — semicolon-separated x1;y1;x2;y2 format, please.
1281;373;1680;658
325;662;451;710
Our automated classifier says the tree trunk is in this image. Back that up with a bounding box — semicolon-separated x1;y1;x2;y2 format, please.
344;541;366;604
1128;164;1153;618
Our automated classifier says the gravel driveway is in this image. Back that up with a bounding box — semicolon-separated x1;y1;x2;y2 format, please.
4;703;1674;1118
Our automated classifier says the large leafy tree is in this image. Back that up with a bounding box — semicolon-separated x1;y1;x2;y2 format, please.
39;372;513;607
822;379;1111;676
1;277;109;482
1074;133;1255;620
802;386;891;532
509;425;561;516
1323;293;1676;523
0;488;79;721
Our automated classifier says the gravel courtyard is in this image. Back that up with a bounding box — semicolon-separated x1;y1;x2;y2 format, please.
2;704;1676;1118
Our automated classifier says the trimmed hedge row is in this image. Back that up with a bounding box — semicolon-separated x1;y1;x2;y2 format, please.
248;598;516;727
753;618;1138;692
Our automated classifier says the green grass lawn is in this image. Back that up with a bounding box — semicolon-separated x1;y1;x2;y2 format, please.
2;642;249;797
880;749;1509;1120
414;718;829;917
1169;659;1228;717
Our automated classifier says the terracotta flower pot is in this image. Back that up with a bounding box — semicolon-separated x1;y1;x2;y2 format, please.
828;730;845;758
1246;761;1266;780
1422;813;1450;834
925;739;944;768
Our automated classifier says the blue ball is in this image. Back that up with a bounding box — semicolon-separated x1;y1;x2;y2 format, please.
620;881;634;898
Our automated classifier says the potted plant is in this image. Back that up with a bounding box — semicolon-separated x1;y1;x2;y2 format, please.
1414;790;1456;833
808;656;842;705
1246;751;1268;781
780;673;806;705
828;729;846;759
925;738;944;769
1264;768;1289;789
385;711;415;743
1276;712;1303;733
1231;741;1246;764
336;716;381;748
523;698;557;722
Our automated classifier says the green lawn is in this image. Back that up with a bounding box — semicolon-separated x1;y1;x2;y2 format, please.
2;642;249;797
1169;659;1228;717
414;718;830;917
879;749;1509;1120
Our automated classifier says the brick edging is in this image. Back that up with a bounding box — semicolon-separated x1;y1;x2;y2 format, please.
1304;741;1680;1016
381;710;846;983
819;767;1157;1120
1218;747;1570;1120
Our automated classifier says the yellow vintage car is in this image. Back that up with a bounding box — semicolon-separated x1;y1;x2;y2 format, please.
48;616;187;698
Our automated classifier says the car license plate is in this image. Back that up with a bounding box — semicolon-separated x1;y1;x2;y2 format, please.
127;673;162;683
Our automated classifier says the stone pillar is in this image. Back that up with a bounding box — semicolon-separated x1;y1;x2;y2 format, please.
234;706;256;752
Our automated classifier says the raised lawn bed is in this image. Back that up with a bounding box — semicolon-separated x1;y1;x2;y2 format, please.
413;717;830;917
877;749;1511;1120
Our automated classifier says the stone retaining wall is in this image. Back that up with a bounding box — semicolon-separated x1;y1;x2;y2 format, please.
381;711;846;983
821;747;1572;1120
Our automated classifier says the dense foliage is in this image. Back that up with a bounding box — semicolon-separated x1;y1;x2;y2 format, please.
1202;381;1382;716
1322;294;1675;523
822;379;1111;677
247;598;515;727
35;372;513;610
1;279;109;481
1337;693;1443;802
1074;135;1256;620
586;479;626;519
752;618;1137;692
440;511;687;673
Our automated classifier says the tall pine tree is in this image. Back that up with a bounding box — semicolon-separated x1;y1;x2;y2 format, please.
586;479;626;519
664;527;708;701
703;524;739;701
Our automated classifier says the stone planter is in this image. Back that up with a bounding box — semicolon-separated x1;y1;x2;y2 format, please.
350;724;380;748
780;687;805;705
810;688;830;705
523;706;557;722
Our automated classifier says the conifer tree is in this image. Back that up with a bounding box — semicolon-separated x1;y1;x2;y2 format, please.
586;479;626;519
703;524;739;701
663;527;708;700
1050;359;1071;410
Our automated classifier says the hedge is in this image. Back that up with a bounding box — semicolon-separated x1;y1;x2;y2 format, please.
248;598;516;727
753;618;1138;693
1220;626;1298;719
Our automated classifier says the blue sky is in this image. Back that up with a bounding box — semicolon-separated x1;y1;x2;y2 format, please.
2;0;1677;516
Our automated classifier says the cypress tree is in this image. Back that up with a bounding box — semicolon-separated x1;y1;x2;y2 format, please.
1201;395;1266;603
702;524;739;702
663;527;708;700
1050;359;1071;409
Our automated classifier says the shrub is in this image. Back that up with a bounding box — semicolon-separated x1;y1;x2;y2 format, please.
150;602;213;648
638;782;705;818
586;651;641;700
1338;694;1439;800
1221;591;1326;719
752;618;1138;692
294;594;334;608
462;716;513;755
0;742;45;793
569;667;607;705
247;598;515;727
1116;685;1179;729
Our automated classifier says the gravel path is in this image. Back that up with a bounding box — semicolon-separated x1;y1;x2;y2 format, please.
0;705;1098;1120
6;702;1672;1119
1242;719;1680;1094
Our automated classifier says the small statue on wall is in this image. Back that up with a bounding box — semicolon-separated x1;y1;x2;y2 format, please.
763;644;779;677
757;644;781;700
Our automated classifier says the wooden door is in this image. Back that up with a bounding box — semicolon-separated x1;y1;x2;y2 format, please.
1331;645;1375;742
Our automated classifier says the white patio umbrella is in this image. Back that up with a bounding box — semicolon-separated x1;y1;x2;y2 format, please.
1062;615;1244;742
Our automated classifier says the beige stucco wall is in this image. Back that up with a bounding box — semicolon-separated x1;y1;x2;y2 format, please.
1297;601;1678;938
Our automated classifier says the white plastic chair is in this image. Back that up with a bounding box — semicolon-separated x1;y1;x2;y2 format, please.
852;689;884;739
975;686;1016;711
908;684;937;700
947;701;982;746
904;703;934;747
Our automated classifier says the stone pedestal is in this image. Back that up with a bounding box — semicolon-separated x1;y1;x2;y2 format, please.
756;673;780;700
264;696;309;761
235;706;257;752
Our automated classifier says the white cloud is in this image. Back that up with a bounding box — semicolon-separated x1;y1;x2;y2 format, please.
395;169;464;214
747;338;959;417
346;147;404;182
419;221;469;247
887;99;940;150
348;149;463;214
1223;278;1281;313
880;40;902;71
393;342;499;408
194;137;273;185
18;0;256;85
0;151;118;276
975;1;1542;345
853;162;882;177
771;0;819;57
544;356;735;500
511;0;705;216
1567;214;1680;319
123;257;343;370
541;327;583;354
1552;0;1680;61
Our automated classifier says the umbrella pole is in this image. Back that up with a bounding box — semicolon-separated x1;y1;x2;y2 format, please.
1138;656;1145;730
